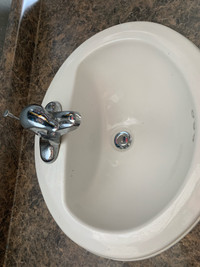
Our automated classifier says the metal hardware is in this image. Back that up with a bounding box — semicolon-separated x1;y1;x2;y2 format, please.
114;131;132;149
3;101;81;163
3;110;19;120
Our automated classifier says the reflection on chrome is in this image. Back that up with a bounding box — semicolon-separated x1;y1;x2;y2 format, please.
4;101;81;163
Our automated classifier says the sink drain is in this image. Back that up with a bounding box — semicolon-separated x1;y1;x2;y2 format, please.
114;131;132;149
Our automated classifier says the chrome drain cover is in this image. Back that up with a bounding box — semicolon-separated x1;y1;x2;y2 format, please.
114;131;132;149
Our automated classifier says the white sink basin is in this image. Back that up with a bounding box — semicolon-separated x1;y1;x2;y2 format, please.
35;22;200;260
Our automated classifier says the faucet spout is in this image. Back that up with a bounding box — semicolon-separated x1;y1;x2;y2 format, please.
54;111;81;135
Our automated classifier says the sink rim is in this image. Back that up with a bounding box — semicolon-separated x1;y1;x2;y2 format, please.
35;21;200;260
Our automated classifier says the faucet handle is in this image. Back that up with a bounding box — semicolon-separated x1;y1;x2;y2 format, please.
19;104;59;134
3;102;81;163
3;110;19;121
45;101;62;113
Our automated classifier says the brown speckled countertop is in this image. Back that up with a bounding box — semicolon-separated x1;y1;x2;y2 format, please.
0;0;200;266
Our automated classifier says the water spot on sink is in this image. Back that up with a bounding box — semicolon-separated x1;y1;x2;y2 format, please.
111;160;119;167
191;109;195;118
110;94;119;103
192;133;195;142
70;169;75;179
193;121;195;130
106;104;111;110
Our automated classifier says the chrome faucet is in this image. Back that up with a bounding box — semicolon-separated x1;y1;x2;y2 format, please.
3;102;81;163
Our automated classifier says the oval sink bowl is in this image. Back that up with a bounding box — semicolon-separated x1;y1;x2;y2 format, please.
35;22;200;261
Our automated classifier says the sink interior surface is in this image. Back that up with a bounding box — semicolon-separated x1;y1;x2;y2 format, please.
64;40;195;232
35;22;200;260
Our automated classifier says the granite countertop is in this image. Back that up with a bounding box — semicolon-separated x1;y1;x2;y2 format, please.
0;0;200;266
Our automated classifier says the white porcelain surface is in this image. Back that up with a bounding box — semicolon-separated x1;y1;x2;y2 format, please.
35;22;200;260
